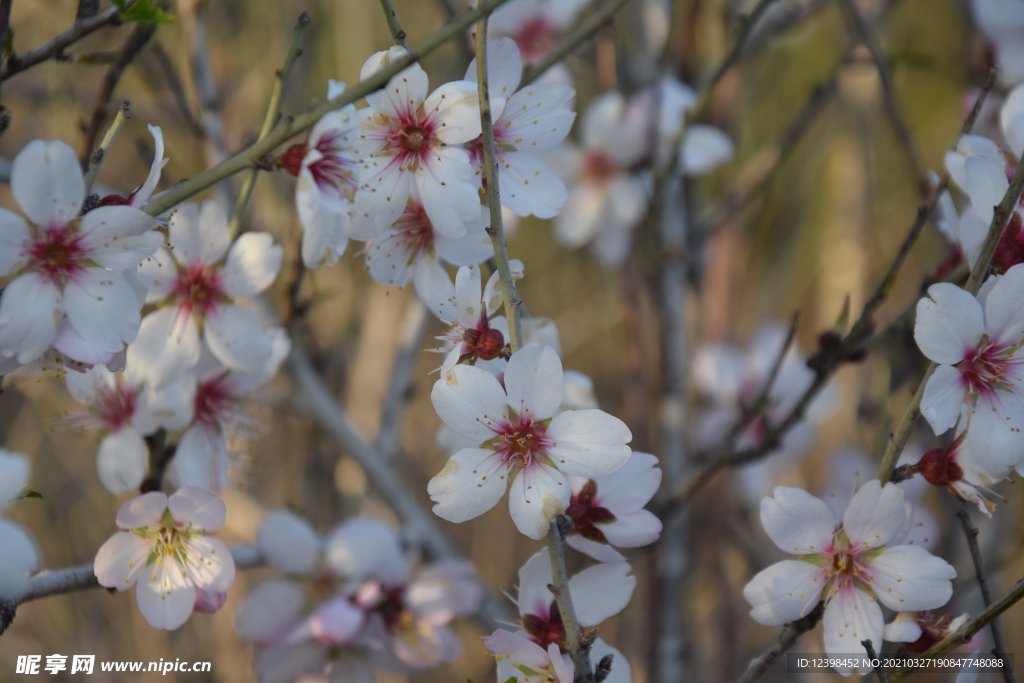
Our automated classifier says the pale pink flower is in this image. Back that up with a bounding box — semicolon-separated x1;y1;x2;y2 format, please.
282;80;360;268
657;76;734;174
0;450;39;600
94;487;235;630
743;481;955;675
565;451;663;562
914;266;1024;480
131;201;282;388
488;0;591;65
465;38;577;218
0;140;161;366
428;343;632;539
971;0;1024;86
353;47;482;239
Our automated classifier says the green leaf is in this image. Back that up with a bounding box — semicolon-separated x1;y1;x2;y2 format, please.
20;489;42;499
113;0;174;25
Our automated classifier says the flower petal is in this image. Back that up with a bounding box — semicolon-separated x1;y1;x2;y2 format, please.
0;209;29;277
505;343;564;420
843;480;909;551
921;364;967;435
914;283;984;365
136;558;195;630
499;152;567;219
11;140;84;227
257;509;322;575
743;559;825;625
508;463;571;540
168;487;226;531
430;364;508;442
546;409;632;479
96;429;148;495
169;202;230;266
868;544;955;612
63;269;141;354
204;304;274;375
427;448;509;523
760;486;837;554
569;561;635;626
93;531;150;591
115;491;168;528
235;579;306;645
222;232;282;298
983;263;1024;343
592;451;661;512
822;587;883;675
0;273;61;363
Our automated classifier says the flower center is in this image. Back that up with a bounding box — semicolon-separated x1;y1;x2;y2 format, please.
490;411;552;470
523;601;568;651
514;16;557;63
957;340;1020;399
173;263;224;318
310;133;358;199
95;380;137;431
387;112;439;171
194;376;232;427
565;480;617;544
581;151;617;184
28;226;87;284
394;202;436;256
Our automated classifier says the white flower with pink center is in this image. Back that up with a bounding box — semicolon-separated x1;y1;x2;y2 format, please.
364;186;493;294
971;0;1024;87
0;140;161;366
0;450;40;600
915;265;1024;478
743;481;956;675
353;47;482;239
465;38;576;218
488;0;591;65
93;487;236;630
554;91;651;267
428;343;632;539
63;362;192;494
486;547;633;682
130;201;282;388
564;451;663;562
280;80;360;268
170;328;289;491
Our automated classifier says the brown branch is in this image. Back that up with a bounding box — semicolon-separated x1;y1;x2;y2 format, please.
737;603;823;683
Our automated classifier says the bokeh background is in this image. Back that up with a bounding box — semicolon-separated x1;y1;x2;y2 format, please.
0;0;1019;681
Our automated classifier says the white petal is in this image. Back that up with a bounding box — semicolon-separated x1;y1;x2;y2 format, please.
136;558;195;630
589;639;631;683
743;560;826;625
984;263;1024;343
546;409;632;478
96;429;148;495
183;535;235;592
600;510;663;548
883;611;923;643
427;448;509;523
680;125;734;175
307;596;364;645
842;480;909;551
132;124;167;207
568;561;635;625
415;148;479;238
257;510;321;574
505;343;564;420
222;232;282;298
0;273;61;363
499;152;567;218
11;139;83;227
168;486;226;531
324;518;406;585
236;580;305;645
169;202;230;265
353;153;411;234
424;81;482;145
127;307;200;388
565;534;627;562
465;37;523;98
430;364;508;442
0;209;29;277
93;531;150;590
921;364;967;435
868;545;955;612
0;520;39;599
115;490;168;528
914;283;984;364
63;269;141;353
204;304;274;374
822;588;883;675
172;425;228;491
1002;85;1024;159
361;48;428;116
138;247;178;304
0;449;29;506
79;205;160;263
508;464;571;540
500;84;576;150
964;155;1009;220
760;486;837;554
516;548;554;617
592;451;661;512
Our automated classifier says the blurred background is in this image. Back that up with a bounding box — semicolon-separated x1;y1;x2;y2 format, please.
0;0;1019;681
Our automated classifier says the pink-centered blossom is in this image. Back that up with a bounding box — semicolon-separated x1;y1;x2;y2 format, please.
0;140;160;366
914;265;1024;480
93;487;235;630
743;481;955;676
488;0;590;65
282;80;360;268
465;38;577;218
131;201;282;388
353;47;482;239
428;343;632;539
0;450;40;600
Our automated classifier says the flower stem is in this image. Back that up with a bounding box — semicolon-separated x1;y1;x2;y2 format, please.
474;12;522;350
142;0;513;219
82;99;129;194
547;515;594;682
227;11;309;237
379;0;407;46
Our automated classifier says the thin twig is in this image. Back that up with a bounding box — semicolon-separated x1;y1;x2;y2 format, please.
957;502;1016;683
379;0;407;46
82;100;130;193
0;2;131;81
737;604;823;683
149;42;205;137
0;545;262;636
475;13;522;349
837;0;929;198
862;639;890;683
547;516;594;682
78;20;158;167
228;11;309;237
142;0;514;218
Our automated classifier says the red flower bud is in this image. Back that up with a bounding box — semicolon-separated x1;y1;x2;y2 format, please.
916;447;964;487
280;143;308;176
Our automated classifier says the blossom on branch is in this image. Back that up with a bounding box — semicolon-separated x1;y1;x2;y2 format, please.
0;450;40;601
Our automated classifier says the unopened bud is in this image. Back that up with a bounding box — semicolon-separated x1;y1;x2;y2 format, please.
280;143;308;176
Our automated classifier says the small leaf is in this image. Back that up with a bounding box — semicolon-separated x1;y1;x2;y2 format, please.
114;0;174;25
20;489;42;499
